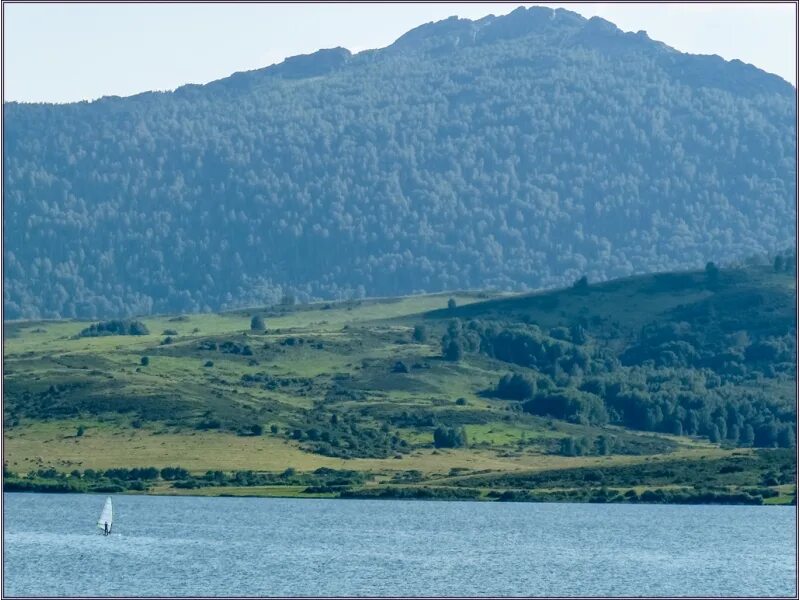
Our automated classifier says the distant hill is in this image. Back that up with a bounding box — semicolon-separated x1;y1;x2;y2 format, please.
3;265;795;501
4;6;796;319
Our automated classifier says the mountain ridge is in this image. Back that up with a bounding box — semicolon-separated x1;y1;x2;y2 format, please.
3;5;796;319
6;6;793;107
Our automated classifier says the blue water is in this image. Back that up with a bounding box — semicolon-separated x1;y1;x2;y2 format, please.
3;493;796;597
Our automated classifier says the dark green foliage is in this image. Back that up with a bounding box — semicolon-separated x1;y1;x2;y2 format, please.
524;389;608;425
433;426;468;448
140;356;149;366
250;424;263;436
573;276;589;291
494;373;536;401
441;266;795;447
270;424;279;434
78;320;149;337
341;486;480;501
447;298;457;311
76;425;85;437
250;315;266;331
4;7;794;320
443;339;463;362
457;449;795;492
705;262;720;284
203;360;214;367
412;325;428;343
160;466;190;481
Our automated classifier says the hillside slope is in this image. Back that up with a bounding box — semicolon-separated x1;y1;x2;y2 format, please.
4;265;796;502
4;6;796;319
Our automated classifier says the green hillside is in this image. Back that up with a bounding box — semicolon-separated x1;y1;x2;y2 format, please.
4;6;796;320
3;264;796;504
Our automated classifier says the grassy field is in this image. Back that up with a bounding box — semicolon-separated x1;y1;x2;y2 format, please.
4;267;796;504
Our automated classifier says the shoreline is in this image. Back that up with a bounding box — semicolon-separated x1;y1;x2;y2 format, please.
4;485;794;506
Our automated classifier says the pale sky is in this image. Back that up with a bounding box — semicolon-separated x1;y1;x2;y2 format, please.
3;2;796;104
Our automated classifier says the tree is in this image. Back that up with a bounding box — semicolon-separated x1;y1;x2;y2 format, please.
412;324;428;343
741;424;755;446
443;339;463;361
76;425;85;437
140;356;149;366
573;276;589;291
705;261;720;283
250;424;264;436
250;315;266;331
755;422;778;447
433;426;467;448
495;372;536;400
560;437;576;456
708;424;721;443
270;424;279;434
777;425;795;448
392;361;409;373
447;298;457;310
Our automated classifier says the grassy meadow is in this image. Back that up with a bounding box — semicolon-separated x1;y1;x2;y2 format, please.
4;268;796;504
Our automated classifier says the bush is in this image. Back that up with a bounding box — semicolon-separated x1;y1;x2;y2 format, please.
250;315;266;331
524;389;608;425
495;373;536;401
433;426;468;448
412;325;428;342
78;320;149;337
160;467;190;480
392;361;409;373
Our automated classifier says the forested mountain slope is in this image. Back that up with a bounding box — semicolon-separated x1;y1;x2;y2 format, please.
4;6;796;319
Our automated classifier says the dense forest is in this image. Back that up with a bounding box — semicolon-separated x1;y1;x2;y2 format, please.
4;6;796;319
437;263;796;449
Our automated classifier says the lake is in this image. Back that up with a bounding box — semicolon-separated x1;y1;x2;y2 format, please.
3;493;796;597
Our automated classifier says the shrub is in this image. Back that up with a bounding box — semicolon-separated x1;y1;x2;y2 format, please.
78;320;149;337
433;426;468;448
412;325;428;342
250;315;265;331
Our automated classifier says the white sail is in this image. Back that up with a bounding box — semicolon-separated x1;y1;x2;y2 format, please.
97;497;113;532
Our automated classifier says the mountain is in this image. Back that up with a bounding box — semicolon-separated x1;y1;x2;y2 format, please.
4;6;796;319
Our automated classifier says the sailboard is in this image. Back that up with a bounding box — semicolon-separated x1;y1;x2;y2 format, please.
97;496;113;535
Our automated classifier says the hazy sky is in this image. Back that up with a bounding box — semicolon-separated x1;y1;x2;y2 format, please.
4;2;796;103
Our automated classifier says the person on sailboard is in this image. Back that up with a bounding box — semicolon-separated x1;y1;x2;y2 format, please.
104;521;109;536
